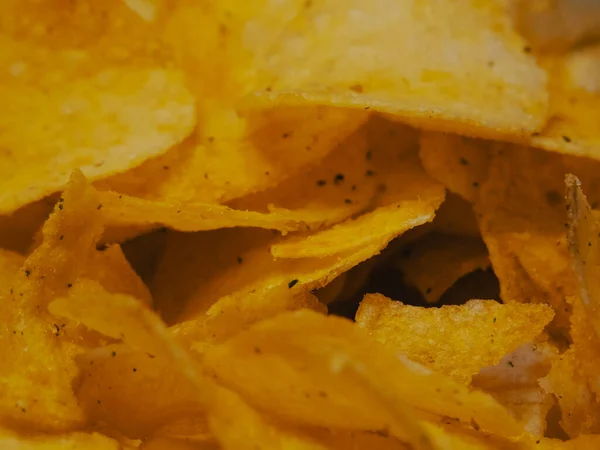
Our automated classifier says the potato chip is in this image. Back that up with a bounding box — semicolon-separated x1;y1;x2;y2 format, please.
269;155;444;258
356;294;553;384
0;36;195;214
85;245;152;306
209;386;331;450
102;106;366;206
565;175;600;340
394;233;490;303
0;172;104;432
475;145;600;335
74;344;208;439
532;48;600;159
153;217;413;321
473;342;558;437
296;427;410;450
419;133;492;202
0;428;119;450
205;310;523;439
540;349;600;437
247;0;548;140
49;279;215;438
172;290;325;354
141;436;218;450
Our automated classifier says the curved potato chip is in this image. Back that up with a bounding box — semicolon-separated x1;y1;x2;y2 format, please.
356;294;553;384
205;310;523;438
153;219;406;322
473;342;558;437
0;429;119;450
172;291;325;352
0;38;195;213
141;436;218;450
102;106;366;206
247;0;548;140
419;133;492;202
539;348;600;437
209;387;331;450
475;145;600;335
0;172;103;432
75;345;208;439
270;153;445;259
533;47;600;159
394;233;490;303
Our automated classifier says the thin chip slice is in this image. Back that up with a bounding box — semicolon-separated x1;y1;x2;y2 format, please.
356;294;553;384
566;174;600;339
205;310;523;439
0;37;195;213
269;153;445;259
74;344;208;439
475;144;600;335
0;172;104;432
50;282;215;438
419;133;492;202
153;218;410;322
539;349;600;437
101;106;366;206
247;0;548;140
85;245;152;306
0;429;119;450
101;115;416;237
172;290;326;354
394;233;490;303
141;436;218;450
209;387;330;450
533;47;600;159
473;342;558;437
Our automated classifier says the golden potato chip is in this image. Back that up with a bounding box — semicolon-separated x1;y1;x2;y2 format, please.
75;344;208;439
540;349;600;437
205;310;523;439
247;0;548;140
475;145;600;335
533;47;600;159
0;428;119;450
394;233;490;303
229;117;421;231
0;172;104;432
566;175;600;339
296;427;410;450
102;106;366;206
173;290;325;353
124;0;157;22
473;342;558;437
419;133;492;202
356;294;553;384
50;280;214;438
141;436;218;450
209;387;331;450
153;220;410;322
85;245;152;306
270;155;445;259
0;36;195;214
